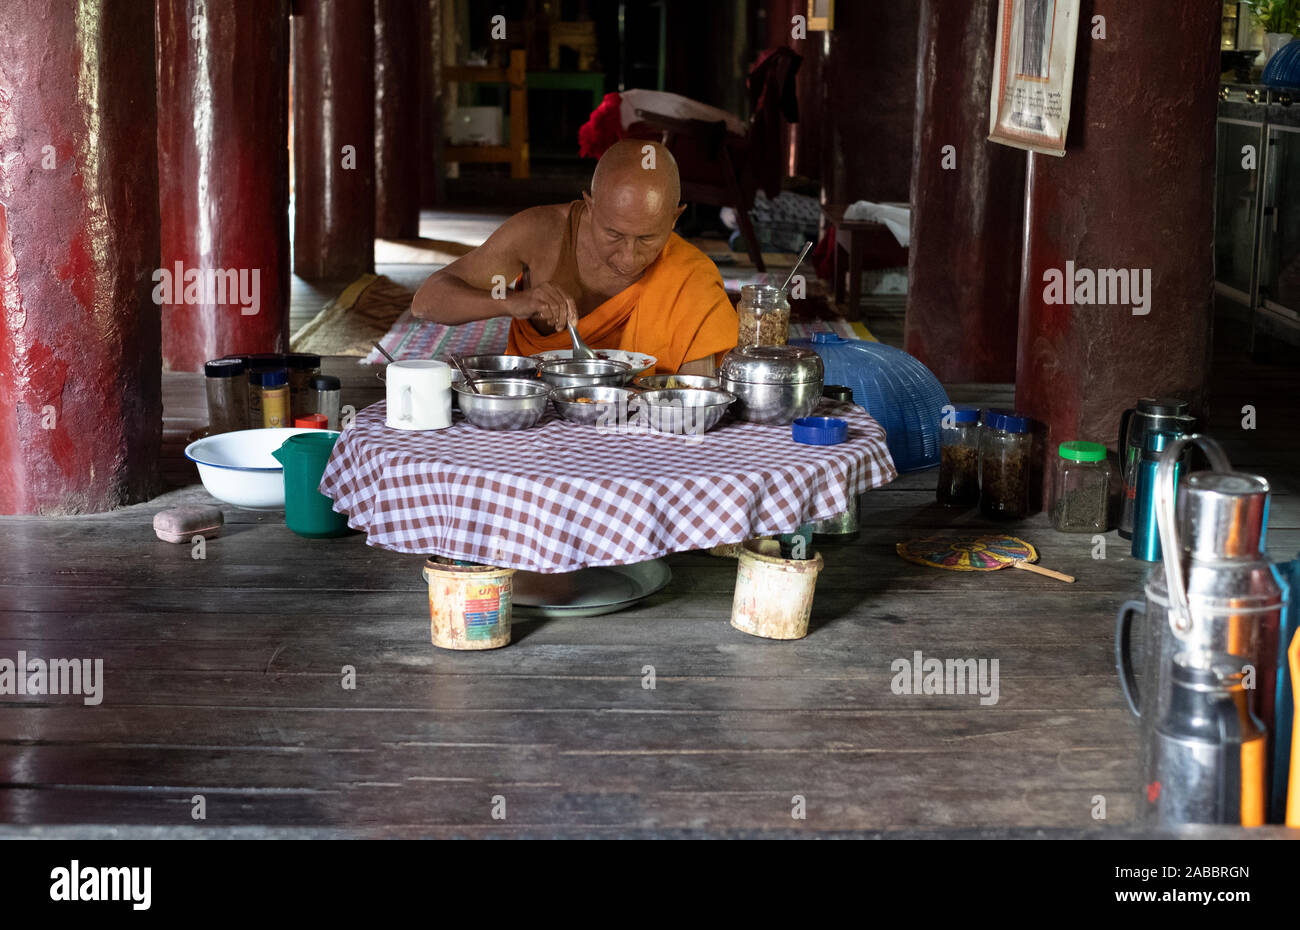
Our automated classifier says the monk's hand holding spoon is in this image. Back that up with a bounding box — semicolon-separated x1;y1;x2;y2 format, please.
509;282;577;334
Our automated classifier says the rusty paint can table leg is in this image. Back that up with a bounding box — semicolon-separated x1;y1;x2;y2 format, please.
423;558;513;650
730;540;825;640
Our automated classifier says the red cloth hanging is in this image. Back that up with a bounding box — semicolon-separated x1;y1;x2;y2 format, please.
578;92;626;159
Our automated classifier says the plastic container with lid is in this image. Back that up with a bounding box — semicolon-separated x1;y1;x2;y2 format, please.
204;357;248;435
251;368;291;428
979;409;1033;520
287;353;322;421
1051;440;1111;533
736;284;790;347
937;405;981;507
308;374;342;429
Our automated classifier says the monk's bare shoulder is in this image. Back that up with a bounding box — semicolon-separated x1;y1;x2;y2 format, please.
503;204;571;267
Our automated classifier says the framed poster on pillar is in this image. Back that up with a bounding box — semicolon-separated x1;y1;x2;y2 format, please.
988;0;1081;156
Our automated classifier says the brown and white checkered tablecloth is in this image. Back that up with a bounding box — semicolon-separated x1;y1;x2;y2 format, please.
319;398;896;573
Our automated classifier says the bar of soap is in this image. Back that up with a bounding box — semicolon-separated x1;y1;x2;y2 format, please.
153;506;224;544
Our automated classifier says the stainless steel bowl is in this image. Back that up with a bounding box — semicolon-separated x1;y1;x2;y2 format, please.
453;378;551;430
459;354;542;380
719;345;824;424
632;373;723;392
540;358;632;389
550;385;635;426
722;377;823;424
632;387;736;435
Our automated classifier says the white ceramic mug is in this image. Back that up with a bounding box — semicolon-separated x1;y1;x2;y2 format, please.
385;360;452;430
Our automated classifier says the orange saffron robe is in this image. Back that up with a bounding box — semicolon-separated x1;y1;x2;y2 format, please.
506;233;738;374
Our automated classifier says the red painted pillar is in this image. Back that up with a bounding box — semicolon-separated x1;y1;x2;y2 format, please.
293;0;376;280
904;0;1024;383
1015;2;1219;499
156;0;291;371
0;0;162;514
375;0;422;239
417;0;446;208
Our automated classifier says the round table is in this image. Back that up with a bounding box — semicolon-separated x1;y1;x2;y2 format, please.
319;398;897;574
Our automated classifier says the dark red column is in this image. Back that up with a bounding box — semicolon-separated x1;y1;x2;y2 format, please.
417;0;446;207
819;1;918;204
375;0;422;239
293;0;376;280
1015;1;1219;497
0;0;162;514
156;0;291;371
904;0;1025;383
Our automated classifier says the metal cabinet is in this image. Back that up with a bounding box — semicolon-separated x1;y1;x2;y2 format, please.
1259;124;1300;328
1214;95;1300;345
1215;118;1263;302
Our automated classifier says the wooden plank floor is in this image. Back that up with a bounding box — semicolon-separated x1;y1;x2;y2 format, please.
1;313;1297;835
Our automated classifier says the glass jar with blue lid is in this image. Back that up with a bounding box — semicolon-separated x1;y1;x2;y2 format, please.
979;409;1032;520
937;405;981;506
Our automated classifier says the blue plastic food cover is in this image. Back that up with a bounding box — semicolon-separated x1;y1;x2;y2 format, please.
790;333;949;472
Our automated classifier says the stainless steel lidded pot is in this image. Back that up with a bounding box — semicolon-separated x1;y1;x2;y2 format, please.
719;345;824;425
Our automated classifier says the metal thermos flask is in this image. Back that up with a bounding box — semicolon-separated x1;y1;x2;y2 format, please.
1115;434;1282;826
1146;660;1267;826
1118;397;1194;539
1130;430;1182;562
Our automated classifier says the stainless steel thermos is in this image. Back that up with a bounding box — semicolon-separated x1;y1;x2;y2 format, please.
1130;430;1182;562
1147;660;1267;825
1115;434;1282;827
1117;397;1195;539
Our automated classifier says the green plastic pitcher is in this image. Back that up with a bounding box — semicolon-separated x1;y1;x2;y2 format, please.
273;431;350;538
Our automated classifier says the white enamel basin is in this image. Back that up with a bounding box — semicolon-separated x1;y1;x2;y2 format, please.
184;427;325;511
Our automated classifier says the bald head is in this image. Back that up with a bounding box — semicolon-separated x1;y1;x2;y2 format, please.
590;140;681;221
582;140;685;280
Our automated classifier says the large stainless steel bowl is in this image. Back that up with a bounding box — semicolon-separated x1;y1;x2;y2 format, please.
459;354;542;380
722;378;823;424
632;373;723;392
719;345;824;424
550;385;635;426
540;358;632;389
632;387;736;436
453;378;551;430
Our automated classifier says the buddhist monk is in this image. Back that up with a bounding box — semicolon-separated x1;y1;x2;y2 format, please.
410;140;737;375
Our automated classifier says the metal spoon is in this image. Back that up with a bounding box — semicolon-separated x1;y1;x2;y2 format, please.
449;355;482;394
779;240;815;293
567;319;597;360
373;341;396;363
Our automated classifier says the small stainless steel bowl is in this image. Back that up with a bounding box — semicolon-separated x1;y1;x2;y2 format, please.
540;358;632;389
459;354;542;381
632;387;736;435
722;377;822;424
632;373;723;392
550;385;635;426
453;378;551;430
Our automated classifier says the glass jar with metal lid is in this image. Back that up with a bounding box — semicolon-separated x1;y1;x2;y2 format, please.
1051;440;1111;533
736;284;791;348
979;409;1032;520
718;344;824;424
309;374;342;430
286;353;322;421
204;357;248;435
